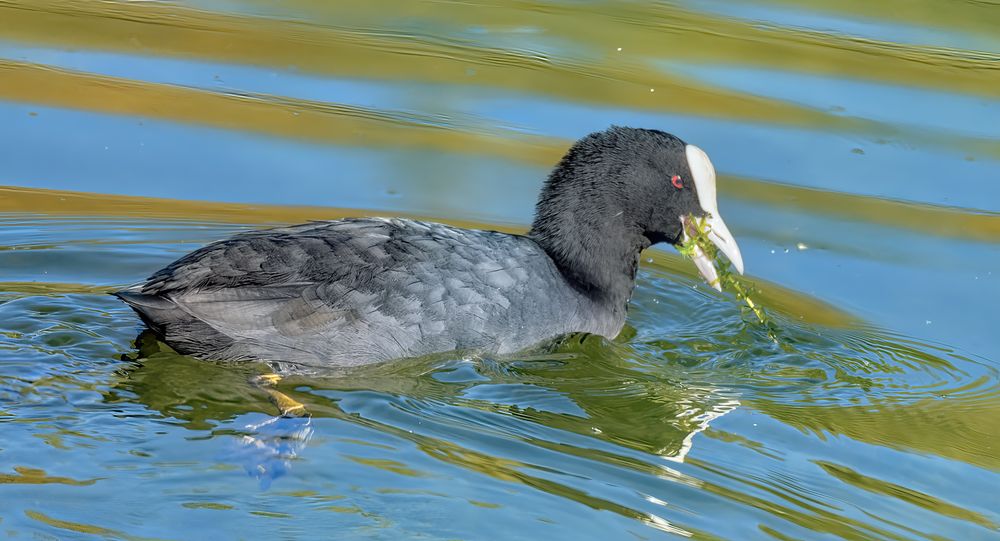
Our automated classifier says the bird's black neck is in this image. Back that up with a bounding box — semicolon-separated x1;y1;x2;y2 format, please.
528;212;650;313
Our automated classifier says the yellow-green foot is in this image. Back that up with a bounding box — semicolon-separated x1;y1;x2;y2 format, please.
251;374;308;417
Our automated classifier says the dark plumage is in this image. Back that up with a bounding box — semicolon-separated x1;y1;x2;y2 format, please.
115;127;743;370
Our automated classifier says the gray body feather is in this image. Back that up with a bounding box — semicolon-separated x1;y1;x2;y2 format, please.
116;218;624;369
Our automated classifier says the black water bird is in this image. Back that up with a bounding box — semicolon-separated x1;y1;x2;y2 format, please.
115;127;744;369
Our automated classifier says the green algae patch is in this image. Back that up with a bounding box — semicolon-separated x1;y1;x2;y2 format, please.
182;502;235;511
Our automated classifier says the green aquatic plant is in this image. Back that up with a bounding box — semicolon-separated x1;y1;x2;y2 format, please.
678;215;774;334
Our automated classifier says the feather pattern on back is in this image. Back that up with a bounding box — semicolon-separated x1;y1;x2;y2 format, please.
117;218;619;369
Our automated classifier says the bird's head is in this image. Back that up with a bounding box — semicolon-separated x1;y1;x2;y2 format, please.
531;127;743;293
637;136;744;290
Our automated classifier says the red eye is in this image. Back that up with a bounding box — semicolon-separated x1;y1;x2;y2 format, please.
671;175;683;189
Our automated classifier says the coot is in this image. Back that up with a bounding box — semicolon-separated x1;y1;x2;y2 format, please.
115;127;743;369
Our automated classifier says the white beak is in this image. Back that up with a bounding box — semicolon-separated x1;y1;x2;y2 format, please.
705;213;744;275
683;145;745;287
683;227;721;291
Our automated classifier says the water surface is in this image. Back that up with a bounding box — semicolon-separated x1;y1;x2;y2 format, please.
1;0;998;539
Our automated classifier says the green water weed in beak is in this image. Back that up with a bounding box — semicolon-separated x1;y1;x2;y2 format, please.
679;215;777;339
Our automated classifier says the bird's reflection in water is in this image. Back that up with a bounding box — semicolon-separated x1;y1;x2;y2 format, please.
112;329;745;490
117;331;317;488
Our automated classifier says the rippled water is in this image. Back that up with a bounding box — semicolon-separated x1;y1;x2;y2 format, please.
1;1;999;539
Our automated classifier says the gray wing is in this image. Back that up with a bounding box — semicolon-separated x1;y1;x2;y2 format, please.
117;218;583;367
